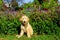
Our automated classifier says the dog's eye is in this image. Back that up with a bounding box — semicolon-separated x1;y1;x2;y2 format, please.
24;18;26;19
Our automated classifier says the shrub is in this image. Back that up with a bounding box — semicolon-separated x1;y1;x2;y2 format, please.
29;11;59;35
41;0;58;9
0;10;60;35
0;13;21;35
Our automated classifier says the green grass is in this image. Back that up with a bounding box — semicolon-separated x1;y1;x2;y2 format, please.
0;34;60;40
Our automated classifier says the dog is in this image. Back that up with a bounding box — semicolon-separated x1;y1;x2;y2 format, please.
16;14;33;38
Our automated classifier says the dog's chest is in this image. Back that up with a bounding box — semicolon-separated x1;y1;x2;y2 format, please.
22;25;28;32
21;23;30;32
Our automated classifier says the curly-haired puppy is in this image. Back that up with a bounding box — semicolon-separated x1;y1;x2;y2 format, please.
16;14;33;38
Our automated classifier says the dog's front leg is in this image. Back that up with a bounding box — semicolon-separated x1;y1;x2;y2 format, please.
19;30;24;37
16;30;24;38
27;30;31;38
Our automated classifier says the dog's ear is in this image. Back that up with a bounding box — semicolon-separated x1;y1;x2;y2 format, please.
27;17;29;21
19;16;23;21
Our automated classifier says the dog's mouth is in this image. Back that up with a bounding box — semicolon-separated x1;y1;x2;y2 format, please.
24;21;25;23
22;21;26;24
22;21;28;26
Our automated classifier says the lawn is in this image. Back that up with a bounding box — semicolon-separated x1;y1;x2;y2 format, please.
0;34;60;40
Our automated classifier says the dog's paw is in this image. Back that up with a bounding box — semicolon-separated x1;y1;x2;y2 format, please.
16;35;21;38
27;36;31;38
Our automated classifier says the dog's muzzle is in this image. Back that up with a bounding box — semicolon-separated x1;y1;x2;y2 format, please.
24;21;25;23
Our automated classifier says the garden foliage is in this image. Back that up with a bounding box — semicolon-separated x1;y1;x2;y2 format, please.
0;0;60;37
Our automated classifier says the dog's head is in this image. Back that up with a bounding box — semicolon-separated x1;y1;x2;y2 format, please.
19;14;29;25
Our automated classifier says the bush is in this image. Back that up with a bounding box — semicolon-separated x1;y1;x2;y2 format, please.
0;13;21;35
41;0;58;9
0;10;60;35
29;11;59;35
